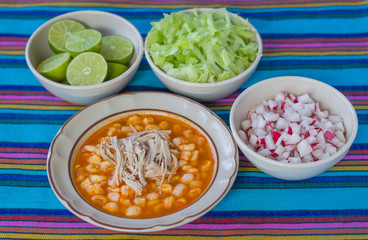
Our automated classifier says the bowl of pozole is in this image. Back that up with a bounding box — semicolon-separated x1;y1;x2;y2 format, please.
47;92;238;232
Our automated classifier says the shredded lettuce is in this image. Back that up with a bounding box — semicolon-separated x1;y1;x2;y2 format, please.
146;8;259;83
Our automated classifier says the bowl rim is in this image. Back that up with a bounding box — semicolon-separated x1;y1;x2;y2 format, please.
47;91;239;232
25;10;144;90
229;76;358;169
144;8;263;88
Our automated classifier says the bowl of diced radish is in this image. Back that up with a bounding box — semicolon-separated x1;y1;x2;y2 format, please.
230;76;358;180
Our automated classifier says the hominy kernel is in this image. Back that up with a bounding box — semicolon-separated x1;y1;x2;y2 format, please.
143;116;154;125
201;160;212;171
83;145;97;153
146;192;159;201
108;192;120;202
121;185;135;198
87;154;102;165
121;126;132;134
190;180;203;189
86;164;99;173
188;188;201;198
176;198;187;206
181;173;194;184
161;183;172;193
173;183;187;197
125;206;142;217
134;125;145;131
103;202;118;213
147;199;160;207
159;121;169;130
181;165;192;171
187;168;199;174
80;178;91;190
107;127;117;136
113;123;122;129
163;196;175;209
178;143;195;151
190;150;199;161
91;195;107;205
133;197;146;207
172;124;182;135
120;198;132;207
145;124;160;130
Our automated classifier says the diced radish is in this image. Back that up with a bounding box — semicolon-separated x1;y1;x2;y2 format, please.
239;91;346;163
329;115;343;123
326;146;337;155
287;126;293;135
302;154;314;163
274;145;285;156
257;148;272;157
268;100;278;111
260;138;266;149
249;134;258;146
283;108;301;122
335;131;346;143
298;93;313;104
238;130;247;143
275;132;286;146
271;131;281;143
265;134;276;150
323;129;335;141
297;139;313;157
241;119;251;131
289;157;302;163
275;92;285;101
335;122;345;133
254;128;267;137
256;104;266;114
276;118;289;130
312;149;324;159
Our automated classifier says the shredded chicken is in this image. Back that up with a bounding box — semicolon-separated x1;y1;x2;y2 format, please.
100;129;178;195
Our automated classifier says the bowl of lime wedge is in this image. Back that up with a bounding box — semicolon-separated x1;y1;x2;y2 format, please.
26;10;143;105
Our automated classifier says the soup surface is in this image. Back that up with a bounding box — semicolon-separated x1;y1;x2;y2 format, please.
72;113;215;218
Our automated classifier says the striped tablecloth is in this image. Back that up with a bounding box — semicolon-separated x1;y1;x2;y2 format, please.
1;1;368;239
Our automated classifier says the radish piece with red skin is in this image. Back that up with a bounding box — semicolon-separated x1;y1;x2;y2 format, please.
271;131;281;143
323;129;335;141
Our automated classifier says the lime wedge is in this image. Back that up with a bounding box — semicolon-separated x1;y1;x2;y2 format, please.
106;62;128;81
36;52;72;82
100;35;134;64
60;79;70;85
65;29;102;57
48;19;85;54
66;52;107;86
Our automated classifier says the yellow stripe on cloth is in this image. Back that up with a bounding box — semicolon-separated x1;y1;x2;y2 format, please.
0;164;46;171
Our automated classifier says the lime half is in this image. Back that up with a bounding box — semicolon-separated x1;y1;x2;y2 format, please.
106;62;128;81
48;19;85;53
66;52;107;86
65;29;102;57
36;52;71;82
100;35;134;64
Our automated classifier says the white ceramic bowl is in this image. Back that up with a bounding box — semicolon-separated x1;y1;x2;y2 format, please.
25;10;143;105
145;8;263;102
47;92;238;232
230;76;358;181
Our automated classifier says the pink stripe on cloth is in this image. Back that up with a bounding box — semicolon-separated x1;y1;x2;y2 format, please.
0;221;95;228
264;42;368;48
178;222;368;230
0;153;47;159
239;155;367;161
0;95;62;101
0;41;26;46
214;98;237;103
347;96;368;100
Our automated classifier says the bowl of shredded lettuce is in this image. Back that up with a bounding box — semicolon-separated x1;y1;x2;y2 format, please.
145;8;262;102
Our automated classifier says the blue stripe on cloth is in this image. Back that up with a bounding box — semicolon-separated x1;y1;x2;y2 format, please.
213;188;368;211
